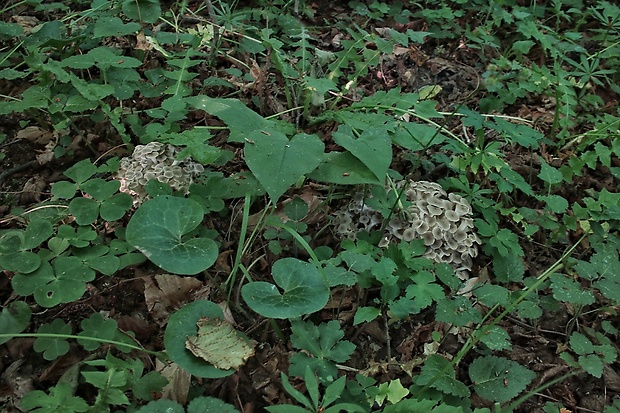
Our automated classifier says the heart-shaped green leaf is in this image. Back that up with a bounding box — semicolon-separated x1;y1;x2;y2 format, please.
332;127;391;182
241;258;329;319
245;131;324;202
68;197;100;225
307;152;381;185
164;300;234;378
125;195;218;275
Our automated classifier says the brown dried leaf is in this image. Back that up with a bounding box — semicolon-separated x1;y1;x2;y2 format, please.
16;126;53;145
143;274;204;325
20;176;46;203
155;360;190;404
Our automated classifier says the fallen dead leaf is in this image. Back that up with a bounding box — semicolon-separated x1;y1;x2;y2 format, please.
156;360;190;404
16;126;53;145
143;274;206;325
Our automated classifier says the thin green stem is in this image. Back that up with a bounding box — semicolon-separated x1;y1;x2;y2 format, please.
1;333;166;358
415;233;586;398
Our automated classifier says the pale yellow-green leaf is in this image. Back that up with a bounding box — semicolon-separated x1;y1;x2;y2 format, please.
185;317;254;370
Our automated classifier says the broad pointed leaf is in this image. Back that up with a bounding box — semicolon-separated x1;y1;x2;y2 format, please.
126;196;217;275
245;131;324;202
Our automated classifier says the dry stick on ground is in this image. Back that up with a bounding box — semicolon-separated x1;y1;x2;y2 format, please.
0;160;39;187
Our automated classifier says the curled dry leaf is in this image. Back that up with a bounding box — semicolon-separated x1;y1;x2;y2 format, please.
20;176;46;204
155;360;191;405
143;274;206;325
16;126;53;145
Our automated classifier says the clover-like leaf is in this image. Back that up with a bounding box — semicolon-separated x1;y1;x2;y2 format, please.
126;195;218;275
244;131;324;203
469;355;535;403
69;197;100;225
34;319;72;360
12;257;95;307
185;317;255;370
78;313;119;351
164;301;234;378
241;258;329;319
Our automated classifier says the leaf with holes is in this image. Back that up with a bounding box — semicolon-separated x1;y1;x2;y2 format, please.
242;258;329;319
164;300;234;378
12;257;95;308
126;196;218;275
244;131;324;203
185;317;254;370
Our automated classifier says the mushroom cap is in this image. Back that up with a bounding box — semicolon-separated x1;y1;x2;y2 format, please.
332;180;480;274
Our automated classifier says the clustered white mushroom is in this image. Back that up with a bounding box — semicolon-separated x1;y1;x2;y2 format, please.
116;142;204;202
333;180;480;277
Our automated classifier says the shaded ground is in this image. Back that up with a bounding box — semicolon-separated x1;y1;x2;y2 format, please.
1;1;619;412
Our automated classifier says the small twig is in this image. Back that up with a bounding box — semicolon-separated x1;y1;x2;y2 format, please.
0;160;39;187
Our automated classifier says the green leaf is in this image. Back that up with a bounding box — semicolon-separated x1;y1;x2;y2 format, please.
100;192;133;221
187;396;241;413
136;400;184;413
164;300;234;378
21;383;89;413
242;258;330;319
1;250;41;273
244;131;324;202
469;355;536;403
23;219;54;249
122;0;161;23
435;296;482;326
332;127;391;182
126;195;218;275
550;273;595;305
489;229;524;257
415;354;470;397
0;301;31;345
68;197;100;225
375;379;410;405
81;179;120;201
479;326;512;350
474;283;510;307
405;271;445;310
34;319;72;360
51;181;78;199
63;159;98;184
188;96;275;143
12;257;95;307
77;313;119;351
493;252;525;282
308;151;381;184
537;195;568;213
133;372;168;401
353;306;381;325
392;122;447;151
537;157;563;185
93;16;141;38
578;354;604;378
185;317;254;370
